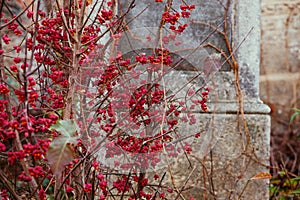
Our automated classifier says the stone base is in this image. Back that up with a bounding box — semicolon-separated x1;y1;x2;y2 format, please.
151;113;270;199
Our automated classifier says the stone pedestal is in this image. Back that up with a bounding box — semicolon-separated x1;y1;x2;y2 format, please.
118;0;270;199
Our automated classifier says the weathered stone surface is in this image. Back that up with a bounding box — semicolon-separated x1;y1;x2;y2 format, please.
150;114;270;199
117;0;271;199
119;0;232;71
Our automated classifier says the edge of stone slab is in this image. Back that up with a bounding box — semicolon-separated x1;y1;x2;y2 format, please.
206;100;271;114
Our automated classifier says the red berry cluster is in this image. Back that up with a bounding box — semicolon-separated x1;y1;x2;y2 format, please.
135;48;173;69
0;0;207;199
28;166;45;178
162;11;180;25
161;3;195;34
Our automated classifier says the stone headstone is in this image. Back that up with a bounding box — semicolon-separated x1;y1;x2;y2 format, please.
117;0;270;199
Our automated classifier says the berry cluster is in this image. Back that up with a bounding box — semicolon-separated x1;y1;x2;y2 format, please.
162;3;195;34
0;0;213;199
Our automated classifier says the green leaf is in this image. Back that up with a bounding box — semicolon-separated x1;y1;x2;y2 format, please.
291;189;300;194
46;119;79;175
278;171;286;176
290;108;300;122
46;194;55;200
49;119;79;137
269;185;278;196
290;108;300;112
292;176;300;181
290;112;300;122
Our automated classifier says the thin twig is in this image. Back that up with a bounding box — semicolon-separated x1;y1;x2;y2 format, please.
0;0;35;30
0;169;22;200
174;166;196;200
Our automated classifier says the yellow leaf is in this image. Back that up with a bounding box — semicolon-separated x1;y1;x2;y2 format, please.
251;172;272;180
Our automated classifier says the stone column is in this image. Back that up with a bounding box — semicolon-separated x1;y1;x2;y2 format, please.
118;0;271;199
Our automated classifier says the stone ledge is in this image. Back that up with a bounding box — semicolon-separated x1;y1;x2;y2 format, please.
206;101;271;114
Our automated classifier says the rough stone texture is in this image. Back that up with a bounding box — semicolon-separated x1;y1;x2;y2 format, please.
119;0;270;199
185;114;269;200
233;0;261;102
149;113;270;199
119;0;232;71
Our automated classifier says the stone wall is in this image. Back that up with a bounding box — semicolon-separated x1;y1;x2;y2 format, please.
261;0;300;173
261;0;300;106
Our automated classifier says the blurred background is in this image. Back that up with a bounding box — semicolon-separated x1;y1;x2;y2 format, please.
260;0;300;177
